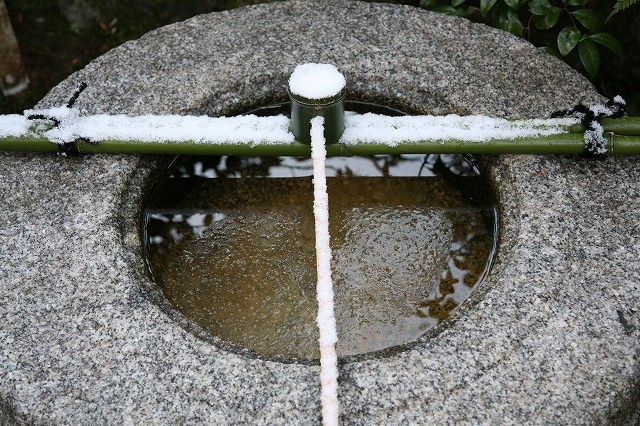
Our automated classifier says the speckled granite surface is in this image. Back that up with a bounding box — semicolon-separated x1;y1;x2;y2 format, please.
1;0;638;424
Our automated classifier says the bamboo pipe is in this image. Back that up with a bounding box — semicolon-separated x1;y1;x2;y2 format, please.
2;132;640;156
3;111;640;156
568;117;640;136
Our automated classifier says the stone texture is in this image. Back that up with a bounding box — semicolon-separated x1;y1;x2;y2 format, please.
1;0;638;424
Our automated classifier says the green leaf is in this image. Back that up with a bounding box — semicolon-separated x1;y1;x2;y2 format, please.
420;0;436;8
605;11;614;22
607;0;639;23
435;5;469;15
579;38;600;79
557;26;581;56
533;10;560;29
452;0;466;7
529;0;552;15
465;5;480;14
590;33;624;57
538;46;562;58
497;7;524;36
504;0;520;10
563;0;588;5
570;9;603;33
480;0;498;16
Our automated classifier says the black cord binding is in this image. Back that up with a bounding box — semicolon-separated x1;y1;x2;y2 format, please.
66;81;87;109
551;96;626;157
27;81;87;156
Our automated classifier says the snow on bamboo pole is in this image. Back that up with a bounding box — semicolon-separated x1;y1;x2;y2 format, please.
3;105;640;155
311;116;339;426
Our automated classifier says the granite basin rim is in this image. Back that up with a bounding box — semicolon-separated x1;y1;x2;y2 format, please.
1;1;637;424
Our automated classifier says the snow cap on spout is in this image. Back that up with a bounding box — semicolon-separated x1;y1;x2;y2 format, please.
288;63;346;145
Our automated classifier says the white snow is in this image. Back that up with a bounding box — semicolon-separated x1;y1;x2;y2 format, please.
289;63;346;100
584;121;608;154
0;114;31;138
25;106;79;123
614;95;626;106
340;113;578;146
310;116;339;426
589;104;612;117
3;107;580;152
21;108;295;145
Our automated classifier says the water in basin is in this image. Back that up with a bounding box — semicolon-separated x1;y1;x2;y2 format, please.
143;153;497;360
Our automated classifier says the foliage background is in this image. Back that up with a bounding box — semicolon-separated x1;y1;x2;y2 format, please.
1;0;637;115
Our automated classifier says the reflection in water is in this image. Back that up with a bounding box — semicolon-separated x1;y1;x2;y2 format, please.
143;154;497;360
170;154;437;179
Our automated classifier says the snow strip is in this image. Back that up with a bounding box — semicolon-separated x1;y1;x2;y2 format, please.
311;116;339;426
341;113;578;146
0;114;31;138
3;109;576;148
22;108;295;145
289;63;346;100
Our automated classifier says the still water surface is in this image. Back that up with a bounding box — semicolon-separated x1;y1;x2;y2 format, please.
144;154;497;360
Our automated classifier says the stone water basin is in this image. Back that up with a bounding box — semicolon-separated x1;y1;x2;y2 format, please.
1;0;638;424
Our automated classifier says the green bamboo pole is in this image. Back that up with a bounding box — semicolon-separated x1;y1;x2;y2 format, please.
3;133;640;155
606;135;640;155
331;134;590;156
0;136;58;153
568;117;640;135
77;138;313;156
3;113;640;156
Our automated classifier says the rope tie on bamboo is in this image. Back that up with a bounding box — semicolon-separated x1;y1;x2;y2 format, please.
552;96;627;157
26;81;87;156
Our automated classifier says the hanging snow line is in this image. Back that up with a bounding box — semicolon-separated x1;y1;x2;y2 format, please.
311;116;339;426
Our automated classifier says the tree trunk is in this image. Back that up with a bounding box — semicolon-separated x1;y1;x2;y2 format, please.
0;0;29;96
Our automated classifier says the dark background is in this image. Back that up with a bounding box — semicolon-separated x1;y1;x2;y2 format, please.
1;0;638;115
